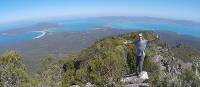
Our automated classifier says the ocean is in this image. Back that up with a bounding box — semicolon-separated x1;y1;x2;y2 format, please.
0;18;200;45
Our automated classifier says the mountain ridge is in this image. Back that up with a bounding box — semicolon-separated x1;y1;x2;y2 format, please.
0;31;200;87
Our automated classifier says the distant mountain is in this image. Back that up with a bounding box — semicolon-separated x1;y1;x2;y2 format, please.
98;16;200;26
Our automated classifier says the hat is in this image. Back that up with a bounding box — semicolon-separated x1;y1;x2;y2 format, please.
138;33;143;37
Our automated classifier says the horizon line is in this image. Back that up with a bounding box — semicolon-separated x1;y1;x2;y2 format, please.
1;15;200;25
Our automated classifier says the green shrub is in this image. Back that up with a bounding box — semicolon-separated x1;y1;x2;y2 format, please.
0;50;32;87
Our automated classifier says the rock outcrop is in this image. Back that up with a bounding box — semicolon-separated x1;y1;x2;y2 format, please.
121;71;150;87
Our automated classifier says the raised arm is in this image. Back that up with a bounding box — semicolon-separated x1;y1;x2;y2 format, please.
123;36;138;45
123;40;133;45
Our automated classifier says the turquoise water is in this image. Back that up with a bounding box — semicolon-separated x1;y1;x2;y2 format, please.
111;22;200;37
49;19;110;32
0;18;200;45
51;19;200;38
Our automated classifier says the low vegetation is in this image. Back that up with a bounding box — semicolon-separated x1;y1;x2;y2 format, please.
0;31;199;87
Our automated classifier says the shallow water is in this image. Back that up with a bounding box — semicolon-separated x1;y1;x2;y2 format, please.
0;31;41;45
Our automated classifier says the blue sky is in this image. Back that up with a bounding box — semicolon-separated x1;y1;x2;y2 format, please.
0;0;200;23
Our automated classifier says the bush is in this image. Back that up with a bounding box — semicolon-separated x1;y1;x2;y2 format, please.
0;50;32;87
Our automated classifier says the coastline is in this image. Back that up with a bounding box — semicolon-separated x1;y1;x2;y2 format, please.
32;31;47;39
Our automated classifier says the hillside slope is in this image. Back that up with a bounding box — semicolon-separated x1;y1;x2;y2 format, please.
0;31;200;87
35;31;200;87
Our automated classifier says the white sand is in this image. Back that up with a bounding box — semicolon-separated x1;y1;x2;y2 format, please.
32;30;47;39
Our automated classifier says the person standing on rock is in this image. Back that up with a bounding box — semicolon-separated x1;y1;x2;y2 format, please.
124;32;159;76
